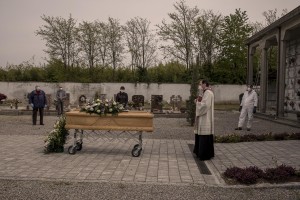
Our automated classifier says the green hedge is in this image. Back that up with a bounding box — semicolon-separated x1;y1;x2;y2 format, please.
214;132;300;143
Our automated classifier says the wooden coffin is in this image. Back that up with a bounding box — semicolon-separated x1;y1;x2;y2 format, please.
65;110;154;132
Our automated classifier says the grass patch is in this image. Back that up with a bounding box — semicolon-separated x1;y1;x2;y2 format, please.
214;104;239;111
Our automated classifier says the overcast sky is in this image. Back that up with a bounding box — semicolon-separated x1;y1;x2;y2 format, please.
0;0;299;67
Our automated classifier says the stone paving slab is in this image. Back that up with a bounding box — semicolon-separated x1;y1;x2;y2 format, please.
206;140;300;185
0;135;215;185
0;134;299;186
0;112;299;187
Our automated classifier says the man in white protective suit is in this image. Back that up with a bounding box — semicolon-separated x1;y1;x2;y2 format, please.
235;85;258;131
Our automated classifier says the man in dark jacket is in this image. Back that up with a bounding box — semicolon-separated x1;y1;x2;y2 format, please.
29;85;47;125
116;86;128;107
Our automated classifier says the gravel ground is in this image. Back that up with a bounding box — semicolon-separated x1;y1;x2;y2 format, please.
0;179;299;200
0;111;299;199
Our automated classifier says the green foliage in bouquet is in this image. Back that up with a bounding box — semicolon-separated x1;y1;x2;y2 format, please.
44;116;69;153
81;98;125;116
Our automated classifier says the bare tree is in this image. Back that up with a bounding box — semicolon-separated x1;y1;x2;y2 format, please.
263;8;289;26
96;21;110;66
106;17;124;80
261;8;289;76
123;19;139;71
157;0;199;70
249;21;264;35
76;21;100;69
250;8;289;36
124;17;157;72
36;14;77;69
194;10;222;66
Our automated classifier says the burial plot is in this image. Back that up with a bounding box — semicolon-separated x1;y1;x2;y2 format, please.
170;95;182;111
132;95;144;110
151;95;163;113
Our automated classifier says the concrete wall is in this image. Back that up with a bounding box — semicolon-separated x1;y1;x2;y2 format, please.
213;84;247;104
0;82;246;105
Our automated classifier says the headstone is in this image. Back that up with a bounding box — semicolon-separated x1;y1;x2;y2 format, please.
151;95;163;113
78;95;87;106
132;95;144;110
100;94;107;101
46;94;52;111
170;95;182;111
64;93;70;109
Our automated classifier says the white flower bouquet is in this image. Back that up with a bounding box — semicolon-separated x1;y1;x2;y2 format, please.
44;116;69;153
80;98;125;116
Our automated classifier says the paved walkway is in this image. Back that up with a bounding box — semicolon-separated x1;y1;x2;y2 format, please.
0;137;299;186
0;111;299;187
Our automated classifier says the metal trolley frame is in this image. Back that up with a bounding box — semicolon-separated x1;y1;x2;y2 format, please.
68;129;144;157
65;111;153;157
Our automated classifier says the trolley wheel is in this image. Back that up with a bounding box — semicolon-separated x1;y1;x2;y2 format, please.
131;146;142;157
76;142;83;151
68;146;77;155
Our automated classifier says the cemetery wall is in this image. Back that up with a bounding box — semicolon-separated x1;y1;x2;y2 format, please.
0;82;246;105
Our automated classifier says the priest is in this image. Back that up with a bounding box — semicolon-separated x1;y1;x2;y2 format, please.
194;80;215;160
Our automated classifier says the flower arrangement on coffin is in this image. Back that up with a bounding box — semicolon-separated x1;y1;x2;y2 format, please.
80;98;125;116
44;116;69;153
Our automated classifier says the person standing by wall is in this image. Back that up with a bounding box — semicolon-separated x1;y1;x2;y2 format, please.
56;86;66;116
29;85;47;125
194;80;215;161
235;85;258;131
116;86;128;107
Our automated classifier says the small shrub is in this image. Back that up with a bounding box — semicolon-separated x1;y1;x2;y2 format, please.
273;132;289;140
263;164;296;182
264;168;289;182
214;135;226;143
288;132;300;140
235;169;259;184
223;164;298;185
240;134;258;142
228;134;241;143
215;134;241;143
245;166;264;178
263;132;274;141
277;164;296;176
224;166;243;179
256;134;267;141
215;132;299;143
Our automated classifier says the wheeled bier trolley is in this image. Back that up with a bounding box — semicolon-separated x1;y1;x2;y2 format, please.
65;110;154;157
